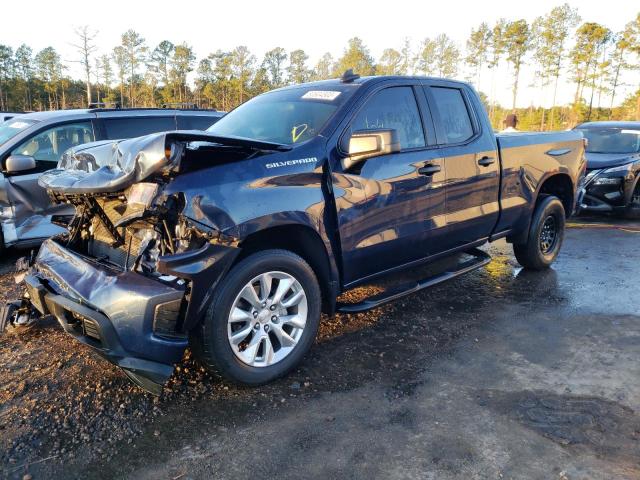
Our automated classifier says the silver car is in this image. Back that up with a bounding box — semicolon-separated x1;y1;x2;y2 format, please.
0;107;224;251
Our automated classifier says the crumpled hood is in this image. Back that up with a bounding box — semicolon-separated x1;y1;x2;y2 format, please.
38;130;291;195
38;132;174;194
586;152;640;170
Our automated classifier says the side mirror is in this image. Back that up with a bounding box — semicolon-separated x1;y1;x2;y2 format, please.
342;129;400;170
5;154;36;173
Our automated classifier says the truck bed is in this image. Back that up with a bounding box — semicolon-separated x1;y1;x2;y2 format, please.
494;130;586;236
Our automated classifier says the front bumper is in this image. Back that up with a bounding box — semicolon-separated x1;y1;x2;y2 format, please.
23;238;239;394
576;169;635;214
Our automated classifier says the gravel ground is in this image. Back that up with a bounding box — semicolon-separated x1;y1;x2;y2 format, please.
1;216;639;479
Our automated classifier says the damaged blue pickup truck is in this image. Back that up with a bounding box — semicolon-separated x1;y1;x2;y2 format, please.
2;73;586;394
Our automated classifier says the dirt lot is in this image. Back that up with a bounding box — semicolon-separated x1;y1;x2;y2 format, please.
1;217;639;480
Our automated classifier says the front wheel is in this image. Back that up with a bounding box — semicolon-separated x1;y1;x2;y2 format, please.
625;179;640;219
514;196;566;270
190;249;321;386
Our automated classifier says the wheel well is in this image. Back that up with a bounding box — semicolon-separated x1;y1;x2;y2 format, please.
538;174;574;217
235;225;336;313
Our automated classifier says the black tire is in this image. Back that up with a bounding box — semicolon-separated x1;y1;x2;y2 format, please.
624;178;640;219
514;196;566;270
0;226;5;255
190;249;321;386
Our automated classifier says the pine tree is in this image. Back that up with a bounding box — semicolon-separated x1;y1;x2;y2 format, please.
262;48;287;88
170;43;195;103
531;4;580;128
487;19;507;122
120;30;147;106
312;53;334;80
465;22;491;87
14;44;33;110
570;22;611;121
149;41;175;103
287;49;310;85
504;19;531;110
112;46;127;107
378;48;403;75
230;46;256;105
415;38;437;76
0;45;14;110
333;37;375;76
433;34;460;78
608;25;634;112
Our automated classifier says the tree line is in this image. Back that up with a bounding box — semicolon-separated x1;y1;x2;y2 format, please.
0;5;638;130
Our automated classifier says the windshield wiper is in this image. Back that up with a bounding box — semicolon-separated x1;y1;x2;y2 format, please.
172;131;292;152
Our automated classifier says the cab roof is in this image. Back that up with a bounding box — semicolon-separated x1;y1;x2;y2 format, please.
274;75;471;91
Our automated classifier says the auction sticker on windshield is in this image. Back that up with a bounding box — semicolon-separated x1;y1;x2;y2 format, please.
302;91;341;101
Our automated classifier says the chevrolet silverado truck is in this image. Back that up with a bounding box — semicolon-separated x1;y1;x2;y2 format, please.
1;73;586;394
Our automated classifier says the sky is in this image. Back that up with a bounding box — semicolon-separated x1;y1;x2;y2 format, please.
2;0;639;108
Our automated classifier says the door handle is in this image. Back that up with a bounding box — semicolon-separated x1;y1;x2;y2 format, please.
418;163;441;176
477;156;495;167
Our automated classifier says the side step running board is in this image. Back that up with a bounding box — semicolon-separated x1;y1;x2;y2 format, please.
336;248;491;314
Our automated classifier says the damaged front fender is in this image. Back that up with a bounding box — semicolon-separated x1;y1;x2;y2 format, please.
157;238;241;332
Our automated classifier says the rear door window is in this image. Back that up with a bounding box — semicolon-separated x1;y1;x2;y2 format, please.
429;87;475;144
177;115;221;131
103;116;176;139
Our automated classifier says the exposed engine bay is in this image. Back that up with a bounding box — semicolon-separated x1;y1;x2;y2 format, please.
56;187;218;279
41;132;250;288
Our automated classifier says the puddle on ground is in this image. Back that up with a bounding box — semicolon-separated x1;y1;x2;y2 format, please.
477;389;640;464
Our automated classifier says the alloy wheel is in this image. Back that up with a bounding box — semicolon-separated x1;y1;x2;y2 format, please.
227;271;308;367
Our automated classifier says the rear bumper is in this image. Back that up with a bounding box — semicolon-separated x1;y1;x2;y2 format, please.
24;238;239;394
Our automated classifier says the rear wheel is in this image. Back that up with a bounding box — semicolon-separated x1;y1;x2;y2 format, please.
191;249;321;386
514;196;565;270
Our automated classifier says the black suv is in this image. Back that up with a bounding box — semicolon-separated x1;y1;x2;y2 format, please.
0;108;224;250
574;121;640;218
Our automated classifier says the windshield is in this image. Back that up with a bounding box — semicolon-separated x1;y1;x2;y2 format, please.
207;85;358;145
577;127;640;154
0;118;38;146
